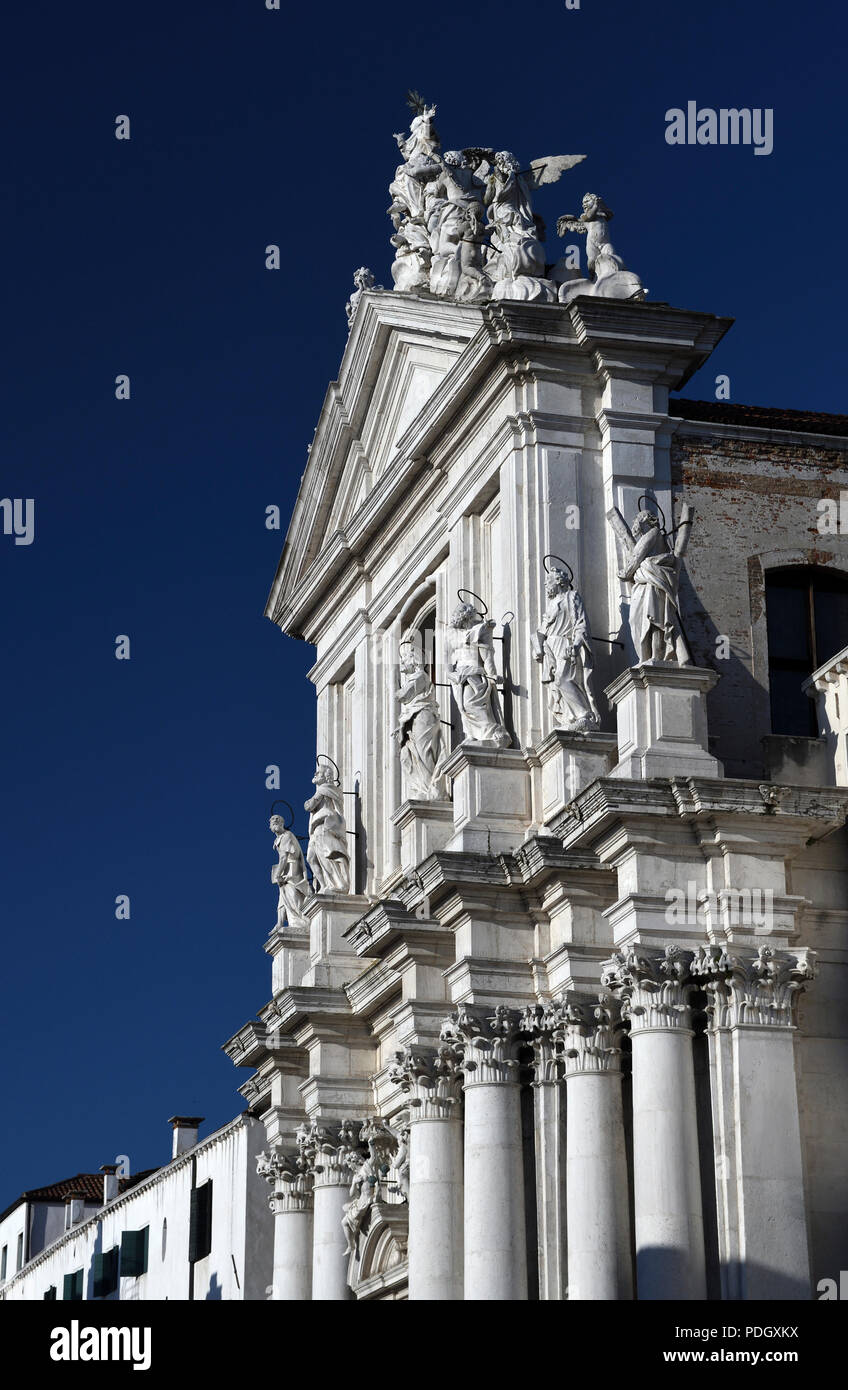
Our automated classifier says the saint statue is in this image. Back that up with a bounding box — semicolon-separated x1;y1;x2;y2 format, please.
607;501;694;664
394;631;448;801
269;814;312;930
446;601;511;748
305;764;351;895
532;566;600;731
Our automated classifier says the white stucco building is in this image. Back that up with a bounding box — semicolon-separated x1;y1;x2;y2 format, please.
0;1116;272;1302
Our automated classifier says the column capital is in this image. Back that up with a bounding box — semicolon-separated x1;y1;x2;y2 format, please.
517;1003;561;1084
295;1118;365;1188
692;942;816;1030
256;1146;314;1214
601;943;696;1032
389;1045;463;1120
439;1003;522;1086
561;997;624;1075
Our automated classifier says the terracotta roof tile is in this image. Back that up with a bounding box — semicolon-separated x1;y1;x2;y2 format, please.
669;398;848;439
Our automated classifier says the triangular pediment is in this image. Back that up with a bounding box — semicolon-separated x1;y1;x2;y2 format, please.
266;291;484;630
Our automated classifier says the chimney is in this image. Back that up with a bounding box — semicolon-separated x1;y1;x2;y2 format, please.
169;1115;204;1159
100;1164;120;1204
64;1191;85;1230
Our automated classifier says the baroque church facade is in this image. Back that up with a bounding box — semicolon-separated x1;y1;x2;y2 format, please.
232;101;848;1302
4;104;847;1305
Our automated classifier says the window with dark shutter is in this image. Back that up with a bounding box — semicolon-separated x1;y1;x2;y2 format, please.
62;1269;83;1300
120;1227;149;1277
766;566;848;735
188;1179;213;1263
43;1285;57;1300
93;1246;119;1298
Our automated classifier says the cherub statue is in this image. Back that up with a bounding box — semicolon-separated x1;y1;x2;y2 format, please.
555;194;646;304
305;763;351;894
606;500;694;664
446;601;511;747
532;565;600;731
345;267;382;327
394;630;448;801
269;814;312;930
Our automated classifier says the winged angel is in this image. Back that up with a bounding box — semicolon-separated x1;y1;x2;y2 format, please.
388;92;586;303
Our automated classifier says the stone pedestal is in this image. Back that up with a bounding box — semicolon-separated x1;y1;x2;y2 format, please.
443;743;531;854
393;1048;464;1301
606;663;722;780
532;729;618;830
265;927;311;994
391;799;454;875
603;947;706;1300
302;892;375;989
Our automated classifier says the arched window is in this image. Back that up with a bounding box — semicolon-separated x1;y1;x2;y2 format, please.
765;566;848;734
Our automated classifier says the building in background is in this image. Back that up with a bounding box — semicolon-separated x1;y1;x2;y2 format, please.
0;1115;272;1301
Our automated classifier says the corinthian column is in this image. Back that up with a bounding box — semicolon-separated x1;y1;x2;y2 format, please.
442;1005;528;1301
693;942;815;1300
257;1148;313;1301
602;946;706;1300
519;1004;565;1300
561;998;633;1300
390;1045;464;1301
296;1120;360;1301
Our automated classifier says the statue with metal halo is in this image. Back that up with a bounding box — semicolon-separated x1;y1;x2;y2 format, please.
532;555;601;732
305;755;351;894
269;799;313;930
446;589;511;747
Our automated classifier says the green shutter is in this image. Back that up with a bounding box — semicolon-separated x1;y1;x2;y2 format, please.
62;1269;82;1300
120;1228;148;1277
188;1180;213;1263
44;1285;57;1300
62;1272;73;1300
93;1247;119;1298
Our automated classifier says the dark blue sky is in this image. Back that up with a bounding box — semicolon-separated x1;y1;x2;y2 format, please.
1;0;844;1201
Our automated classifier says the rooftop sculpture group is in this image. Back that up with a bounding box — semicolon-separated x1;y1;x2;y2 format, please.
379;93;646;308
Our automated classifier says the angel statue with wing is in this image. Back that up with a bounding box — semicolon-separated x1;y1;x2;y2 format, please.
478;149;586;302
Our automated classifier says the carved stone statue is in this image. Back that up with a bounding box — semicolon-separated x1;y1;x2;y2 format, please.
446;602;511;748
346;267;382;327
387;94;442;292
387;99;585;304
607;501;694;664
305;765;351;894
532;567;600;731
394;631;448;801
555;194;646;304
341;1120;405;1256
269;815;312;929
426;151;491;302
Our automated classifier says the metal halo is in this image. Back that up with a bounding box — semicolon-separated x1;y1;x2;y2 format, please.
456;588;488;618
637;494;667;532
269;798;295;830
543;554;574;586
316;753;341;786
500;610;515;626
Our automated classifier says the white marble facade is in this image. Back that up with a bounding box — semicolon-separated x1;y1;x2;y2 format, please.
239;124;848;1301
